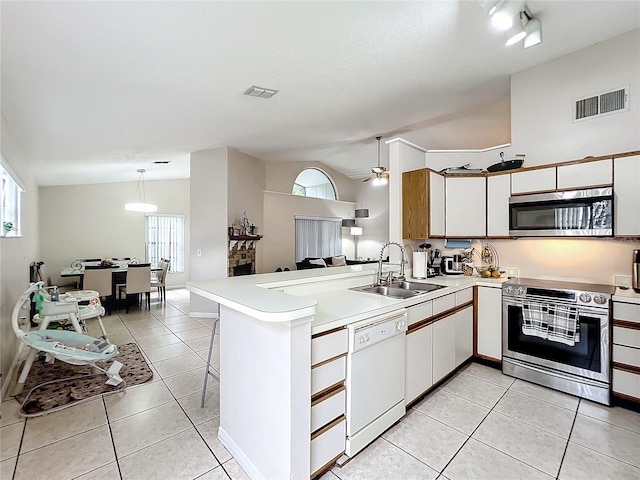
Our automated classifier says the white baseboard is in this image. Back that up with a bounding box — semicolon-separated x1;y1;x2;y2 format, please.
189;312;219;319
218;426;265;480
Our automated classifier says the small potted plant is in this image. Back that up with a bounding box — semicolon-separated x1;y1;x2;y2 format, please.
3;221;14;234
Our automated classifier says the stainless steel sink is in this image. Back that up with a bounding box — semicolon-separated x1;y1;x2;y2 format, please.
351;281;445;298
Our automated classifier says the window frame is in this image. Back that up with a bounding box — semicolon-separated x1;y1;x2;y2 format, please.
1;156;24;238
144;213;186;273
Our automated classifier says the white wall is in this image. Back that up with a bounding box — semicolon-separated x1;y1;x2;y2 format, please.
510;29;640;165
1;119;39;395
190;147;228;315
352;179;389;260
262;192;356;272
228;149;266;273
38;178;190;288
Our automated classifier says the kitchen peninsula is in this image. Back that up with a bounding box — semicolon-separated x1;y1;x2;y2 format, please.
187;265;506;479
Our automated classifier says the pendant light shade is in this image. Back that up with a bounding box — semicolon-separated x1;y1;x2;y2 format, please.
125;169;157;213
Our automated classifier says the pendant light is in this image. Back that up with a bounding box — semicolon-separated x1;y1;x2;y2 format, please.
124;169;157;212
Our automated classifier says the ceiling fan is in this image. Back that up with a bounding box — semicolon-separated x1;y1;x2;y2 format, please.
362;136;389;185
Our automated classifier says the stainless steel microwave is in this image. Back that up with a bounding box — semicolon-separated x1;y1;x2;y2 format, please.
509;187;613;237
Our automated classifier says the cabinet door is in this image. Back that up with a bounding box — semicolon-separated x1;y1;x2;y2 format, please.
429;171;445;236
476;286;503;361
487;174;511;237
511;167;556;194
455;306;473;367
557;159;612;189
432;315;455;383
402;169;428;239
405;324;433;404
445;177;486;237
614;156;640;236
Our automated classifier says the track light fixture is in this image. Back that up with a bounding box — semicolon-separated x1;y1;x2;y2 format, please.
481;1;542;48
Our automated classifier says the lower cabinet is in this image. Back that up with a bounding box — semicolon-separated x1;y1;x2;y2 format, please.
405;322;433;404
310;328;347;477
476;285;503;361
454;306;473;367
612;300;640;403
432;314;456;383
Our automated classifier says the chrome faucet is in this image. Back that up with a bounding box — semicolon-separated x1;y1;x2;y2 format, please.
376;241;406;285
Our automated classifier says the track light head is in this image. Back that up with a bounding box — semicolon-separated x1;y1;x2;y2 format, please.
523;17;542;48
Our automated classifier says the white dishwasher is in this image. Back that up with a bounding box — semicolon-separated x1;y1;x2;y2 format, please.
345;308;408;458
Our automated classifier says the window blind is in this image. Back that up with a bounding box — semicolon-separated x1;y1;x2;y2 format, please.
294;217;342;262
145;214;185;273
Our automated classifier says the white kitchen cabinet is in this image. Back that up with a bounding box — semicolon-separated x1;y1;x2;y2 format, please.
487;174;511;237
476;286;503;361
557;159;612;189
612;300;640;403
405;323;433;404
614;155;640;236
432;314;456;383
511;167;556;194
445;176;486;237
454;306;473;367
429;171;445;236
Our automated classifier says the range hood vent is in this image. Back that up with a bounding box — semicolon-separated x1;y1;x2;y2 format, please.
574;86;629;122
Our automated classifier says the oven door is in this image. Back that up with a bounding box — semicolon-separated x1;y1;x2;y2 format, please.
502;297;610;383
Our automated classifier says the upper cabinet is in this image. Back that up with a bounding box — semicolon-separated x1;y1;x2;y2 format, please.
429;172;445;237
486;174;511;237
511;167;556;194
614;155;640;236
557;159;612;189
445;177;486;237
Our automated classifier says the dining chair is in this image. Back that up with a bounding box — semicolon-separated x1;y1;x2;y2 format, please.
118;263;151;312
75;265;112;339
150;258;170;302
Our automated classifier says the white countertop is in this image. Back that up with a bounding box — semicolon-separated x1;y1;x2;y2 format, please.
613;287;640;305
187;266;508;333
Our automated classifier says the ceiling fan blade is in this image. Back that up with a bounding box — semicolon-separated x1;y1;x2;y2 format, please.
362;176;374;182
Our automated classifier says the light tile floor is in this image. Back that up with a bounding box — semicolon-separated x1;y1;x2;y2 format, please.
2;289;639;480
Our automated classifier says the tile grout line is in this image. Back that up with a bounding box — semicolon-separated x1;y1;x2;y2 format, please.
101;395;124;480
555;397;581;479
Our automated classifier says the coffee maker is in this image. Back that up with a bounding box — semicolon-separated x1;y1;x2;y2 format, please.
633;249;640;293
441;254;464;275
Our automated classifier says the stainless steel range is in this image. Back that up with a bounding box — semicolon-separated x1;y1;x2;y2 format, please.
502;278;615;405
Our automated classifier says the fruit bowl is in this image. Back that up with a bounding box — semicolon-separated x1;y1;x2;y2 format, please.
475;266;505;278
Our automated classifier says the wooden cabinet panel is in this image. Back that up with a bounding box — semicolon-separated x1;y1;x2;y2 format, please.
487;174;511;237
445;177;486;237
614;156;640;236
557;159;612;189
402;169;428;239
476;286;503;360
511;167;556;194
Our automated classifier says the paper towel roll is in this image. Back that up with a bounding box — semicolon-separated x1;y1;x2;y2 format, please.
412;252;428;279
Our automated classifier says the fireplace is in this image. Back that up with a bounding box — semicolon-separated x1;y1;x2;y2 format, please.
228;236;261;277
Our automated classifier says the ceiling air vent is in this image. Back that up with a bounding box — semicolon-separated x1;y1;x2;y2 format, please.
573;86;629;122
243;85;279;99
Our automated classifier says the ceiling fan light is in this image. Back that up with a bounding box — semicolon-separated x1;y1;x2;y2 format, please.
491;10;513;30
523;17;542;48
372;176;388;187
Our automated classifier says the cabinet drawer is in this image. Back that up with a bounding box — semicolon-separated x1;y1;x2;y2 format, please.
433;293;455;316
613;326;640;349
613;344;640;368
511;168;556;194
455;288;473;305
311;387;346;433
407;300;433;326
311;417;346;477
312;329;348;366
613;302;640;324
612;369;640;399
557;159;612;189
311;356;346;397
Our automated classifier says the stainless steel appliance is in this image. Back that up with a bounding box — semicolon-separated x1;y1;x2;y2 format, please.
509;187;613;237
345;309;407;457
502;278;614;405
441;255;464;275
633;249;640;293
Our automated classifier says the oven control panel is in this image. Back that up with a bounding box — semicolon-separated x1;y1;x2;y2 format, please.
503;284;611;307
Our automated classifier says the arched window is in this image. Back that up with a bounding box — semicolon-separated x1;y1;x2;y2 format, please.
292;168;337;200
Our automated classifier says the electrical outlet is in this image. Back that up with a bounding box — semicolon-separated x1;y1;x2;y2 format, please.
196;249;202;257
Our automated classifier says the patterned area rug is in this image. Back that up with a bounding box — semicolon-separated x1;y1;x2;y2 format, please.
14;343;153;414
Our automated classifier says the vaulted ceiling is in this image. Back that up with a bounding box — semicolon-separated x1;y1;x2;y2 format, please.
2;1;638;186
